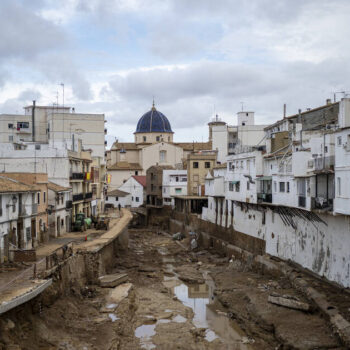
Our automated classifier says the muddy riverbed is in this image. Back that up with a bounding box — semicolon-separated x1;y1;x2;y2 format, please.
0;229;345;349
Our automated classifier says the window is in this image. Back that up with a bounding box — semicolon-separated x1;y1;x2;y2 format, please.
8;123;13;129
61;219;64;227
160;150;167;163
337;177;341;196
337;136;342;146
43;192;46;203
324;146;328;153
168;136;170;142
235;182;240;192
175;176;179;182
115;196;119;201
135;171;138;175
287;182;290;193
106;196;109;201
143;136;146;142
274;181;277;192
229;182;234;191
136;197;139;202
247;181;250;190
262;211;266;225
0;195;2;216
193;162;199;168
9;135;13;142
205;162;210;168
156;136;160;141
175;188;182;193
35;144;41;150
279;182;285;192
37;192;40;204
17;122;29;129
164;188;166;193
132;196;134;201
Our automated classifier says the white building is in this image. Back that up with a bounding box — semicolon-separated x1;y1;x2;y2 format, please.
47;182;72;237
209;112;267;164
162;169;187;206
105;175;146;209
105;189;131;208
0;176;39;262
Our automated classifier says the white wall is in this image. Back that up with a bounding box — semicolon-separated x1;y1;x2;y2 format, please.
119;177;144;207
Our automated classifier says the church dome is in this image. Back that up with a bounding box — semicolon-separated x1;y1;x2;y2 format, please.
135;104;173;133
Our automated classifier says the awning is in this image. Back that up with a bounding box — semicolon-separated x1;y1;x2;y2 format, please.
256;176;272;181
230;181;240;184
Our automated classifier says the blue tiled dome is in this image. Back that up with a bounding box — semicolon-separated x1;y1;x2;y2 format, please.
135;105;173;133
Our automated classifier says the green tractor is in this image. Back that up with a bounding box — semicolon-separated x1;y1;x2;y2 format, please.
73;213;92;232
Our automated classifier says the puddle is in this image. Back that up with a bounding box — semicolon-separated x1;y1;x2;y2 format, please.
135;324;156;350
163;264;253;349
172;315;187;323
108;313;119;322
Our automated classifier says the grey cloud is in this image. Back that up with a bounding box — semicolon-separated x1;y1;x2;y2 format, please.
0;1;66;60
0;89;42;114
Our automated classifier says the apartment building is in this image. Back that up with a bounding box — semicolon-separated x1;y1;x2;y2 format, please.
162;169;187;206
48;182;72;237
0;176;39;262
146;165;173;207
4;173;49;243
200;98;350;288
187;151;217;196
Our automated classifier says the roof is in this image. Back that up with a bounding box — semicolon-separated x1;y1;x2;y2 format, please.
132;175;146;187
135;105;173;133
213;163;227;169
175;141;212;151
48;181;71;192
108;162;143;170
0;176;37;193
107;189;130;197
111;142;139;151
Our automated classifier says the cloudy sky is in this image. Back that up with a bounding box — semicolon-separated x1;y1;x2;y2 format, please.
0;0;349;145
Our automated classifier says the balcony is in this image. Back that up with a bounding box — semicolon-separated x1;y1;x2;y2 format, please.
84;192;93;200
314;156;335;172
31;203;38;214
66;200;73;209
72;193;84;202
298;196;306;208
257;193;272;203
70;172;84;180
311;197;333;211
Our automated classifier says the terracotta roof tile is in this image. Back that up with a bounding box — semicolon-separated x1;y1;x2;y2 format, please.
132;175;146;187
48;182;71;192
107;189;130;197
108;162;143;170
0;176;37;193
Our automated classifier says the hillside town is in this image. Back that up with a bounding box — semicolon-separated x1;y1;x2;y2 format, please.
1;96;350;349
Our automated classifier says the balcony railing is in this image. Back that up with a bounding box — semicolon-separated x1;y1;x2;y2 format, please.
311;197;333;210
72;193;84;202
257;193;272;203
66;200;73;209
31;203;38;214
298;196;306;208
70;172;84;180
84;192;93;200
314;156;335;172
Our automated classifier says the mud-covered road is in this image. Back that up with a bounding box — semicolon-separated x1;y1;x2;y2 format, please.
0;228;345;349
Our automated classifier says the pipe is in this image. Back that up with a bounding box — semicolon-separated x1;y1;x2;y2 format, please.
32;100;36;142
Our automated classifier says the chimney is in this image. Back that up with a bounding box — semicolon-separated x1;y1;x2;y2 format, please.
326;98;332;105
283;104;286;118
32;100;36;142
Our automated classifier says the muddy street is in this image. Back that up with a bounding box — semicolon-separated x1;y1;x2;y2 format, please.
0;228;345;350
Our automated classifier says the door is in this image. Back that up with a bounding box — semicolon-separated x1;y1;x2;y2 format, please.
31;219;36;247
57;216;61;236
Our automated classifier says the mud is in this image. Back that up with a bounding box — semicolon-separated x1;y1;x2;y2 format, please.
0;228;345;350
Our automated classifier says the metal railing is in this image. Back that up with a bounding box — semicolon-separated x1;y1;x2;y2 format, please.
84;192;93;200
70;172;84;180
257;193;272;203
298;196;306;208
72;193;84;202
314;156;335;171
